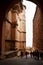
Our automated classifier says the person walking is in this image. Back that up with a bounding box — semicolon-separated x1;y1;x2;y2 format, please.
25;51;28;59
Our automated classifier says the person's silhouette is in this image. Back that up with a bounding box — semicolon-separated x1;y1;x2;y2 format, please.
21;51;23;58
25;51;28;59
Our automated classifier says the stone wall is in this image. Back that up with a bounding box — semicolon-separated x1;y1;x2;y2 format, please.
33;6;43;51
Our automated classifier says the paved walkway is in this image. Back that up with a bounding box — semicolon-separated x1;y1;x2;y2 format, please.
0;55;43;65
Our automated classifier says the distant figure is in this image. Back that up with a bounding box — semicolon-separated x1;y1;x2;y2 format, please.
30;51;33;58
21;51;23;58
25;51;28;59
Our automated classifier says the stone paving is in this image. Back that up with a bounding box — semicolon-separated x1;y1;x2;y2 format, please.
0;55;43;65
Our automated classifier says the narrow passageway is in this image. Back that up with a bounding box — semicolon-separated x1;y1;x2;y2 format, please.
23;0;36;48
0;0;43;65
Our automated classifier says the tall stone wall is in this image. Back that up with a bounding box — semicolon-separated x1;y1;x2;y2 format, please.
1;2;26;56
33;6;43;51
15;5;26;50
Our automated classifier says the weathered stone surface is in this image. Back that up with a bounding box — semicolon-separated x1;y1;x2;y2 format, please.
33;6;43;51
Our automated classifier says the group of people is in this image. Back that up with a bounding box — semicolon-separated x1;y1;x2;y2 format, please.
30;50;43;60
18;49;43;60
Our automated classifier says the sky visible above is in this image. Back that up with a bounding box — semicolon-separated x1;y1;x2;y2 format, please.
23;0;36;47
